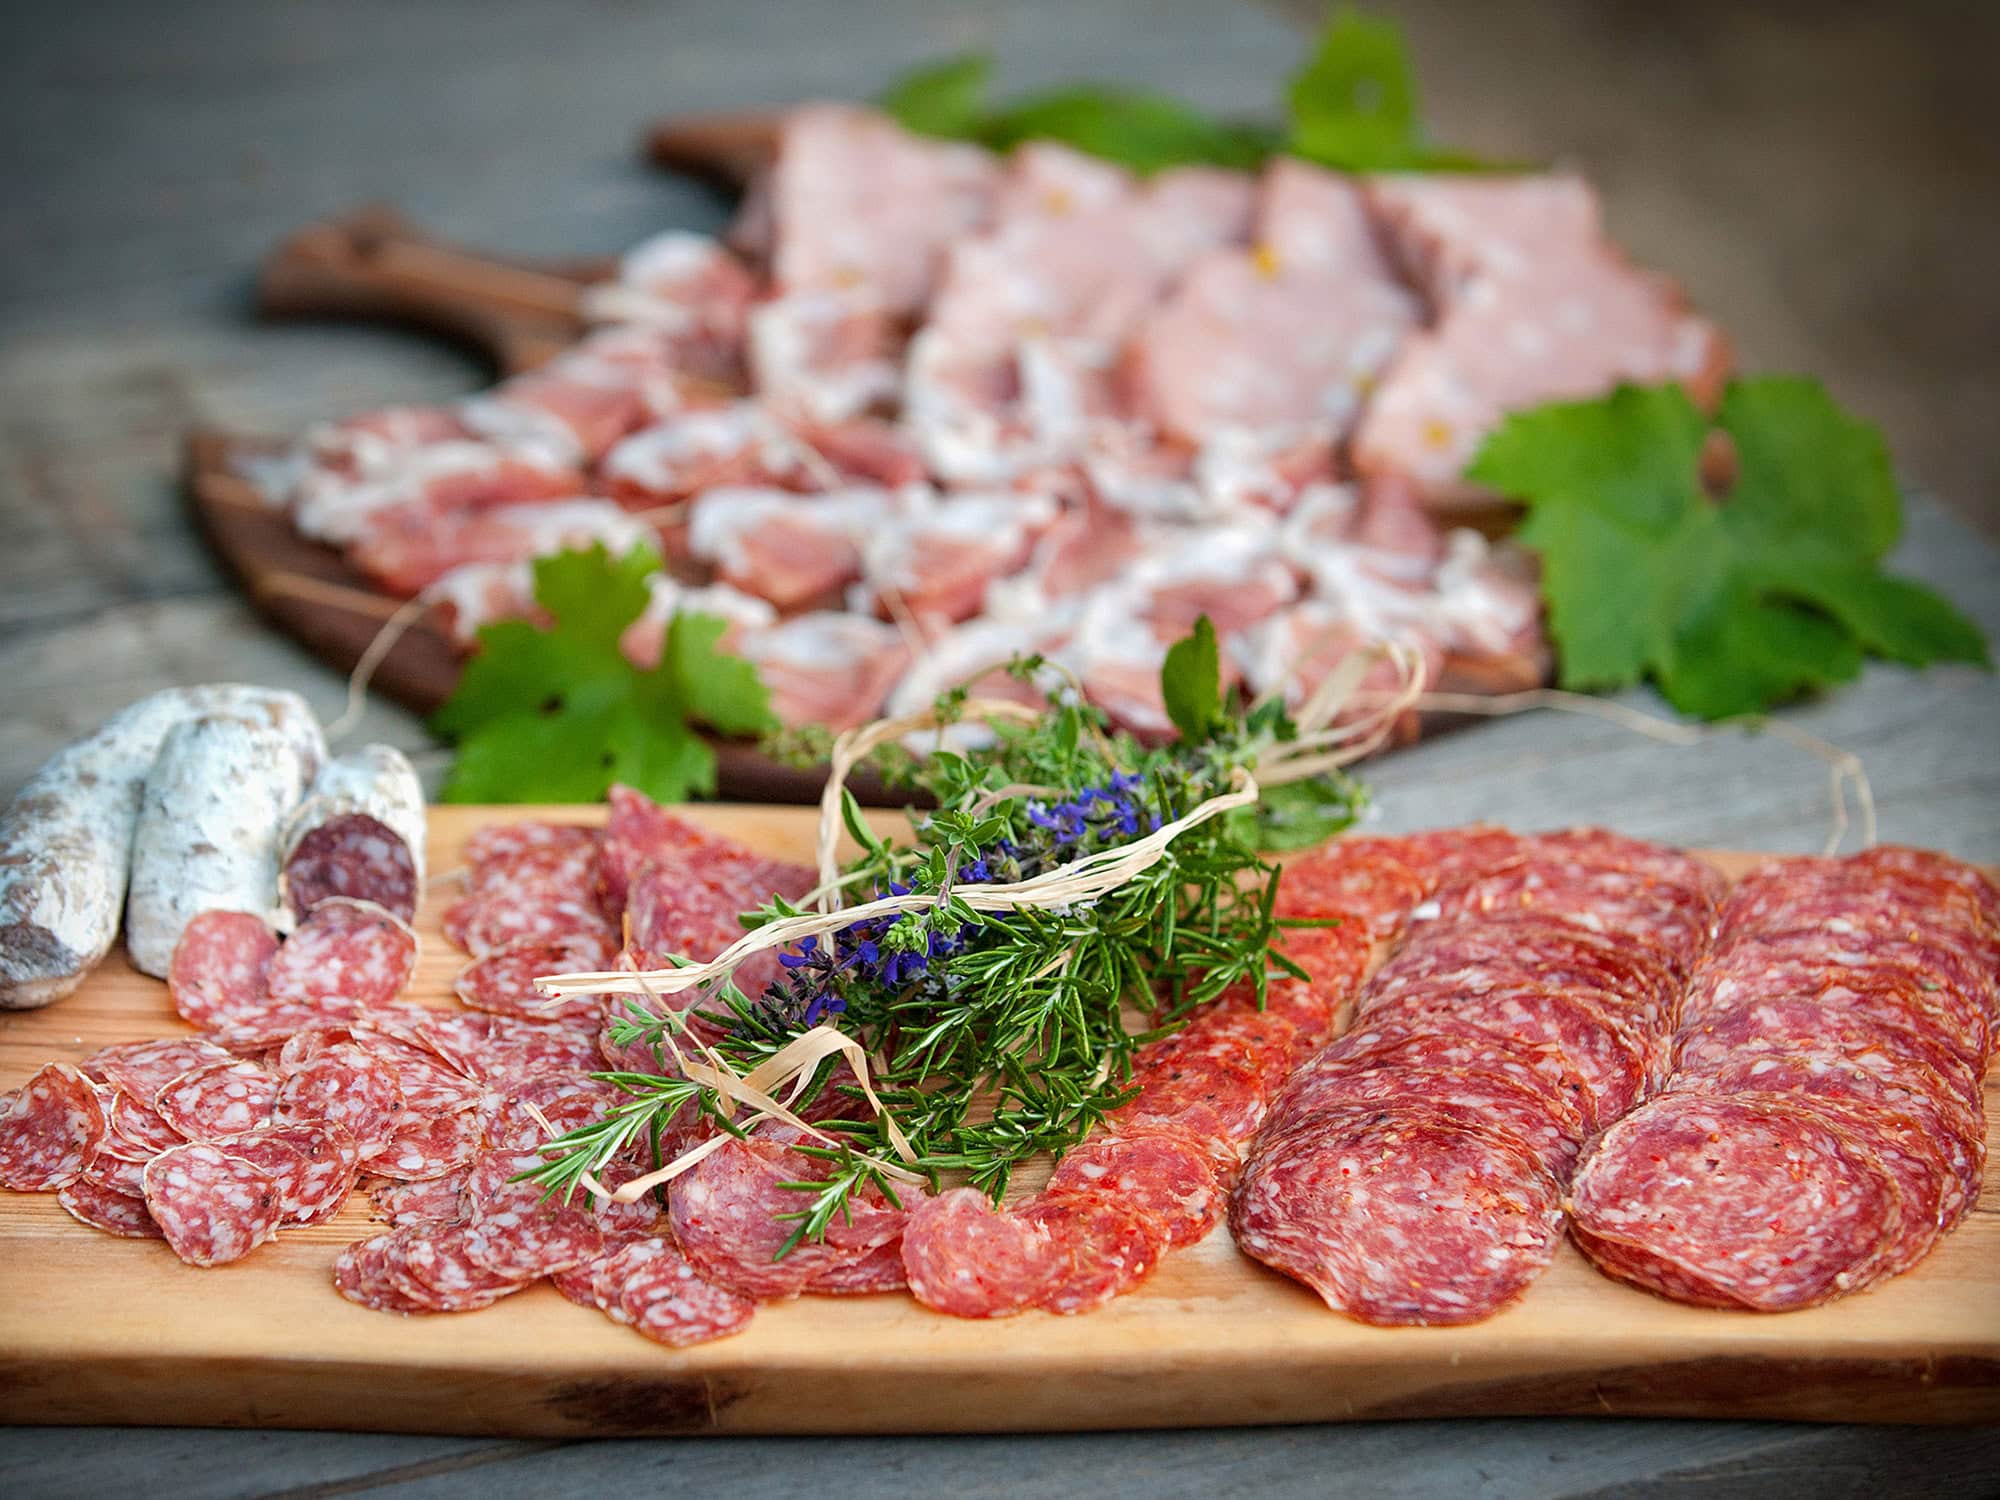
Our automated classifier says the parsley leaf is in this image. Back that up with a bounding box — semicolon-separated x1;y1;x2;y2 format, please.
1470;377;1989;720
431;543;775;804
980;88;1278;173
1161;614;1226;741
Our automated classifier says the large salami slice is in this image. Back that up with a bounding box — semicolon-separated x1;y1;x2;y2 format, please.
167;911;280;1031
87;1038;235;1106
1231;1106;1564;1325
273;1045;408;1158
901;1186;1067;1319
1567;1094;1904;1310
463;820;598;869
142;1141;284;1267
266;899;419;1013
0;1063;105;1190
1421;860;1712;973
454;934;616;1025
401;1222;538;1311
155;1060;278;1142
373;1108;484;1181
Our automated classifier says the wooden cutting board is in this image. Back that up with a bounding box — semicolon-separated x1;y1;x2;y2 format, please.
1;805;1995;1436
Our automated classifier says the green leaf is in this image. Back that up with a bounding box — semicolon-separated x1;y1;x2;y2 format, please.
1472;375;1991;721
1160;615;1225;741
1230;774;1368;851
980;88;1275;173
1285;7;1419;171
430;543;770;805
1283;6;1502;173
879;52;991;139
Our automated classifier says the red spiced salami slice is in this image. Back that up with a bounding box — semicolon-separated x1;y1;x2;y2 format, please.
1230;1105;1564;1326
608;1238;758;1347
0;1063;105;1190
142;1141;283;1267
1389;825;1526;892
1145;1008;1299;1098
902;1186;1068;1319
59;1178;162;1238
1719;865;2000;970
804;1238;910;1295
1265;1058;1586;1179
1707;925;1996;1025
463;1149;605;1278
1361;983;1655;1127
1845;844;2000;928
454;934;616;1025
1673;1000;1982;1121
167;911;280;1030
155;1060;277;1142
1019;1190;1167;1314
1046;1132;1225;1248
1519;827;1727;909
1567;1094;1903;1311
273;1045;408;1158
211;1131;309;1211
481;1073;625;1154
82;1147;150;1197
1274;840;1429;938
267;898;418;1014
101;1093;185;1159
1422;861;1712;972
1119;1051;1268;1141
1372;914;1683;1033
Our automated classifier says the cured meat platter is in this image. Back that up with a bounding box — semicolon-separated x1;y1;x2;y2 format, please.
2;804;1994;1437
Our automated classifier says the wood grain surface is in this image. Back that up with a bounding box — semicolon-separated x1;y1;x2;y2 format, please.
2;804;1995;1438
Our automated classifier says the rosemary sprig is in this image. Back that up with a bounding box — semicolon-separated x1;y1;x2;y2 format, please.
522;616;1377;1242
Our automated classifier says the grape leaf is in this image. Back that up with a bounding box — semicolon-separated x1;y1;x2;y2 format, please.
1469;377;1989;720
1161;615;1226;741
431;543;775;804
981;88;1278;173
880;52;991;139
1285;7;1507;172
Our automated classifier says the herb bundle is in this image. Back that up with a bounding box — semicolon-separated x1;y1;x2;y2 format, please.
522;625;1419;1242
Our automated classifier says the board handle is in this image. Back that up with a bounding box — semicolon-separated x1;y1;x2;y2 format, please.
255;205;616;376
645;109;782;190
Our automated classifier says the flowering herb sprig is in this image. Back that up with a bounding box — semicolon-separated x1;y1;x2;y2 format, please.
524;616;1378;1239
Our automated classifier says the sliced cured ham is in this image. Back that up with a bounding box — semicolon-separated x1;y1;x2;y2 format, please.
294;440;583;547
852;488;1059;626
577;231;759;372
734;612;910;732
348;499;657;598
686;486;918;610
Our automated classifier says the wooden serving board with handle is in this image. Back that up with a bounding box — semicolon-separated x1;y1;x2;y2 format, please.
1;805;1995;1437
184;116;1550;804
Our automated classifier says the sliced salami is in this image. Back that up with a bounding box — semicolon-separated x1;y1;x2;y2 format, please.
372;1170;470;1228
1274;840;1428;938
332;1232;431;1314
1019;1190;1167;1314
1145;1008;1299;1098
1118;1051;1267;1141
272;1044;408;1158
420;1013;605;1084
266;898;418;1014
88;1038;235;1107
465;1185;605;1279
155;1060;277;1142
59;1178;163;1238
106;1091;187;1157
463;819;598;870
1844;844;2000;928
667;1133;860;1297
454;934;616;1025
211;1131;309;1209
1389;825;1526;891
0;1062;106;1190
1231;1105;1564;1325
1518;828;1727;909
1421;861;1712;973
901;1186;1068;1319
167;911;280;1031
401;1222;537;1311
142;1141;283;1267
455;888;615;960
804;1237;910;1295
83;1147;151;1197
255;1120;360;1225
372;1108;484;1181
1567;1093;1904;1310
604;1236;759;1347
1046;1132;1225;1248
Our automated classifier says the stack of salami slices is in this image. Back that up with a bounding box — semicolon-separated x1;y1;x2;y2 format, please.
1231;827;1726;1325
1569;846;1997;1311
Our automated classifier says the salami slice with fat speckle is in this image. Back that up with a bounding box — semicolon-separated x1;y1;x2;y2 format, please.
142;1141;283;1267
901;1186;1067;1319
155;1060;277;1142
0;1063;105;1190
167;911;280;1031
59;1178;163;1238
266;898;418;1013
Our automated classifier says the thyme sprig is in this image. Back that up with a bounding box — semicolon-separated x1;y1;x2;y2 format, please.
524;619;1407;1241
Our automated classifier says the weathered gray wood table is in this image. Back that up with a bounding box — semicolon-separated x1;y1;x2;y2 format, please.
3;1;1996;1493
